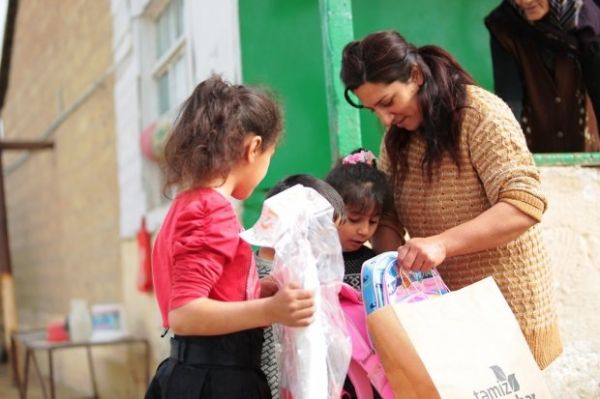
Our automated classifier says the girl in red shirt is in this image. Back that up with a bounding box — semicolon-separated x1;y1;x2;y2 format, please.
145;75;315;399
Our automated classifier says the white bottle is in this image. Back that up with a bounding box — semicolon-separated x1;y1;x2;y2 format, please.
68;299;93;342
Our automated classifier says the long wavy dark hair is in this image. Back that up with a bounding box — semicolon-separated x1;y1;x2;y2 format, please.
341;31;475;181
163;75;282;195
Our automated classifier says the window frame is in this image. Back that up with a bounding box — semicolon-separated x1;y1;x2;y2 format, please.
151;0;190;119
139;0;194;224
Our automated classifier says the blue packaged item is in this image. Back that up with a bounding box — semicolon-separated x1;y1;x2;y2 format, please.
360;251;449;315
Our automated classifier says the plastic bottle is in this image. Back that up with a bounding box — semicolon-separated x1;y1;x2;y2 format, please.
68;299;93;342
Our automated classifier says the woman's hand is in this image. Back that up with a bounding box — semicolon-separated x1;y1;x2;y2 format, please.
397;236;447;272
266;283;315;327
259;275;279;298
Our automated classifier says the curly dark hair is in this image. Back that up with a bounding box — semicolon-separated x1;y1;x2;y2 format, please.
163;75;283;194
325;148;390;216
341;31;475;181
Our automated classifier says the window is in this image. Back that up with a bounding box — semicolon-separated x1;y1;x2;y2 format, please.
154;0;188;117
141;0;191;212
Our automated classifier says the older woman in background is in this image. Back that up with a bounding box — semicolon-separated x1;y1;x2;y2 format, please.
485;0;600;152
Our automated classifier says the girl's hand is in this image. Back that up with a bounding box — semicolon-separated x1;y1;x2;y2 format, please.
397;236;447;272
259;275;279;298
267;283;315;327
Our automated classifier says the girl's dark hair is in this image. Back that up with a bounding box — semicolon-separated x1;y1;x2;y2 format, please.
163;75;282;193
325;149;390;216
341;31;475;181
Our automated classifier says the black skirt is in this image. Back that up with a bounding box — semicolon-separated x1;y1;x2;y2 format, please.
145;329;271;399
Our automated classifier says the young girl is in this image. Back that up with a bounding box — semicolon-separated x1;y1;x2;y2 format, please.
145;75;315;399
325;149;390;290
327;149;389;399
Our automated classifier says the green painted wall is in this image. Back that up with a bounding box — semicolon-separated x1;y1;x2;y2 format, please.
239;0;499;226
239;0;331;226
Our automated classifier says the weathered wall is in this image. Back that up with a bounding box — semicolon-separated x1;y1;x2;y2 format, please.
4;0;120;327
120;239;169;365
1;0;139;395
540;166;600;398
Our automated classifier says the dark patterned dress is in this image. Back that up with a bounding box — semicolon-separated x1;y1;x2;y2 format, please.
255;254;280;399
342;245;376;290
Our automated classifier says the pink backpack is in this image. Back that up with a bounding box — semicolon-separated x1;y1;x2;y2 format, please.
339;284;395;399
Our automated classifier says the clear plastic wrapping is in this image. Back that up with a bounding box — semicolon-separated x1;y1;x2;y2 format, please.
241;185;351;399
362;251;450;315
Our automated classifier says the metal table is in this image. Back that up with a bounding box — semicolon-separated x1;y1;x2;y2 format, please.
10;329;150;399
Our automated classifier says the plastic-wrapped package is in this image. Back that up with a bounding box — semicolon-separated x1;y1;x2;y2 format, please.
362;251;450;315
241;185;351;399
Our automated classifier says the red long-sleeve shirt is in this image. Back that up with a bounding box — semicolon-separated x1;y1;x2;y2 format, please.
152;187;259;328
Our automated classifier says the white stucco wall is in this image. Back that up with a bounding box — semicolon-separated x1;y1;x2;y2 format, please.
111;0;146;238
540;166;600;398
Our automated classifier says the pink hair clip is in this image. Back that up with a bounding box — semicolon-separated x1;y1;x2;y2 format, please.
342;150;376;166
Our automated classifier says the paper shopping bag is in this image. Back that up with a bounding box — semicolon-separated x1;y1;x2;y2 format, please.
367;277;552;399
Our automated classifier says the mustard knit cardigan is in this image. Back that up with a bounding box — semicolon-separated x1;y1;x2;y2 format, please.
379;85;562;369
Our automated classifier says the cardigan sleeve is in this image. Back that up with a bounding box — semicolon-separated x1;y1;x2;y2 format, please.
467;94;547;222
169;199;240;310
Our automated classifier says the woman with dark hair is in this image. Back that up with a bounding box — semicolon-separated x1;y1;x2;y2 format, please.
341;30;562;369
485;0;600;152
